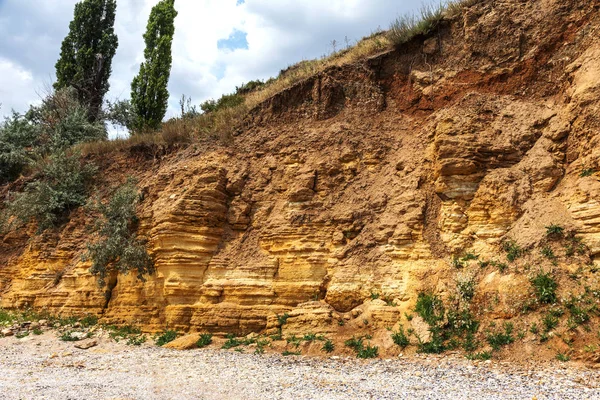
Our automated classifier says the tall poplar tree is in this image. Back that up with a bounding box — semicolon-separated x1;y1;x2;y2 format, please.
54;0;118;121
130;0;178;131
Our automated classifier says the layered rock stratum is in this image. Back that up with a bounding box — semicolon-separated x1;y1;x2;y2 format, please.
2;0;600;361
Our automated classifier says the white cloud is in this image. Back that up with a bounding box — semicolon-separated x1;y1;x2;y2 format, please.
0;0;433;122
0;58;39;115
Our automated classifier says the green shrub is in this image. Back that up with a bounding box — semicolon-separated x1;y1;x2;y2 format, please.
197;333;213;348
545;224;564;237
59;331;83;342
80;315;98;328
456;276;476;302
0;112;41;183
127;334;147;346
154;329;177;346
556;352;570;362
276;313;290;326
502;240;523;262
529;323;539;335
235;80;264;95
303;333;317;342
222;334;242;349
322;339;335;353
3;151;96;231
106;324;142;342
200;93;244;114
282;350;301;356
540;246;557;262
391;326;410;349
486;322;514;351
344;336;364;352
84;180;154;286
414;293;445;326
357;345;379;359
542;314;559;332
531;271;558;304
580;168;595;177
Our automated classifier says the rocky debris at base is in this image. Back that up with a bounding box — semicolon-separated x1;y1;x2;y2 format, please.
0;334;598;400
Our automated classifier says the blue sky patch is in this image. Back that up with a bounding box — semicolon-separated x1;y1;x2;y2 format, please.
236;0;245;5
217;29;248;51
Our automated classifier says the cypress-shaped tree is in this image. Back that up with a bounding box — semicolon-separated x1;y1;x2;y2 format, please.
130;0;178;131
54;0;118;121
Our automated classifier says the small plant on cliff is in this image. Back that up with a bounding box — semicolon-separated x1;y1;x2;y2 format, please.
357;344;379;359
84;179;154;287
545;224;564;238
502;240;523;262
456;275;476;303
322;339;335;353
222;334;242;349
3;151;97;232
154;329;177;346
391;326;410;349
485;322;514;351
197;333;213;348
531;271;558;304
276;313;290;326
580;168;595;178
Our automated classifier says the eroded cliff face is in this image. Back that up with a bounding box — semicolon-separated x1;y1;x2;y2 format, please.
2;0;600;357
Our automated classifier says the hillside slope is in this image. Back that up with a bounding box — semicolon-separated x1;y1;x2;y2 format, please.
2;0;600;361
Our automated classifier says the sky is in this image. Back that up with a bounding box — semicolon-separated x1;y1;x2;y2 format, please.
0;0;432;136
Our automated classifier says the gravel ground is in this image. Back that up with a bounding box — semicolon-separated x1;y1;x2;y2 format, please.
0;334;599;400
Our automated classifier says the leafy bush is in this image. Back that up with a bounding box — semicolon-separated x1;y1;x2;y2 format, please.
502;240;523;262
282;350;301;356
197;333;213;348
27;87;106;149
486;322;514;351
391;326;410;349
59;331;84;342
222;334;242;349
106;324;142;342
105;99;136;131
344;336;364;352
456;275;476;302
580;168;595;178
200;93;244;114
531;271;558;304
322;339;335;353
3;151;96;231
357;345;379;359
235;80;265;95
277;313;290;326
84;180;154;286
0;112;41;183
414;292;445;326
154;329;177;346
545;224;564;237
542;314;559;332
127;334;147;346
556;352;570;362
540;246;557;261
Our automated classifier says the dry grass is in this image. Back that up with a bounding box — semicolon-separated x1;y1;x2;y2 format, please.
80;104;247;156
245;32;392;108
